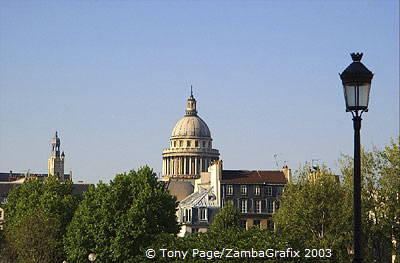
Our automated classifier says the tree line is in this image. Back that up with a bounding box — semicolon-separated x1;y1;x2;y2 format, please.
0;138;398;263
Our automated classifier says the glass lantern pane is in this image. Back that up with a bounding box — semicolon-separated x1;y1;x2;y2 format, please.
358;83;371;108
344;85;356;108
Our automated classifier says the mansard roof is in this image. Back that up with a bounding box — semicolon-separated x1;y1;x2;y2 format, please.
221;170;287;184
179;187;217;208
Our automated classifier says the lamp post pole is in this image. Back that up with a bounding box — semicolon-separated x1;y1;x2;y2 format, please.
353;114;362;263
340;52;373;263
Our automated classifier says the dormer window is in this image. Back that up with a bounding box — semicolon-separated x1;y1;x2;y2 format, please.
187;141;191;147
195;140;199;147
179;140;183;147
174;141;177;147
202;141;206;147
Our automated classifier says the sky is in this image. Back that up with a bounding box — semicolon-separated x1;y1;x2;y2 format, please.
0;1;398;184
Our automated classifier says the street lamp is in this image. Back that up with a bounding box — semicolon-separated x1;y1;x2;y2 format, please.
340;52;373;263
88;253;97;262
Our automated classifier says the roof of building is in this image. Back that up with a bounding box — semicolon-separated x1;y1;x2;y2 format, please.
0;172;71;182
166;180;194;202
172;115;211;138
179;187;217;208
0;173;10;182
221;170;287;184
171;94;211;139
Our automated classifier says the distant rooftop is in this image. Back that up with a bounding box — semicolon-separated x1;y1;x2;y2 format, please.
221;170;287;184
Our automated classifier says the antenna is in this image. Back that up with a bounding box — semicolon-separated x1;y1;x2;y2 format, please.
312;159;321;171
273;154;280;169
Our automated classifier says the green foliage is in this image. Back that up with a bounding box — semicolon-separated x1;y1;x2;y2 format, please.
64;166;179;263
340;137;399;262
273;168;352;262
3;176;79;263
209;200;240;232
138;228;286;262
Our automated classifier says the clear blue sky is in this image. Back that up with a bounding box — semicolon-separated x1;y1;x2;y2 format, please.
0;1;398;183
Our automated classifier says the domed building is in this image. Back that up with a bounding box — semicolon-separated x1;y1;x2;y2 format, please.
162;91;220;184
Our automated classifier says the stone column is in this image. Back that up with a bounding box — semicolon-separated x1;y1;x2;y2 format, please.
167;158;170;175
194;157;198;175
174;158;177;175
188;157;191;175
180;157;183;175
184;157;187;175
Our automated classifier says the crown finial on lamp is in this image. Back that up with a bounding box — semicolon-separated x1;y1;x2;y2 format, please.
350;52;363;62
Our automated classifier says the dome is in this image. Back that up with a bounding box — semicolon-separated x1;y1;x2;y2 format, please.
171;115;211;138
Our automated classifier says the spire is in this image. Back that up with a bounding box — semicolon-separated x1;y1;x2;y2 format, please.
185;86;197;116
51;131;61;157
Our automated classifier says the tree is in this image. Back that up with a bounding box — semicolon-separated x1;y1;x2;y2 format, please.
3;176;79;263
141;228;286;262
64;166;179;263
273;167;353;262
209;200;240;232
339;137;399;262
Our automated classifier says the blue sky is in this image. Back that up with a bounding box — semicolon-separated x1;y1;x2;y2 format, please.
0;1;398;183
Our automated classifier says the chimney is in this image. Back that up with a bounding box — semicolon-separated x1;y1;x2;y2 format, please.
281;165;292;184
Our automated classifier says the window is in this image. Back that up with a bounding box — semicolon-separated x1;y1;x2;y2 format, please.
267;200;274;214
277;186;283;195
209;141;212;147
202;141;206;147
254;186;260;195
255;200;262;214
187;141;191;147
227;185;233;195
183;208;192;222
192;228;199;233
241;200;247;213
267;186;273;196
195;140;199;147
174;141;176;147
199;208;207;221
179;140;183;147
240;185;247;195
253;220;261;228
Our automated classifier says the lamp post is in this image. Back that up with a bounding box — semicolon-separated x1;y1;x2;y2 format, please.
88;253;97;262
340;52;373;263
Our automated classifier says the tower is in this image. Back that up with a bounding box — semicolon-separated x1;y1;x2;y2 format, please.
162;90;220;184
48;131;65;180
